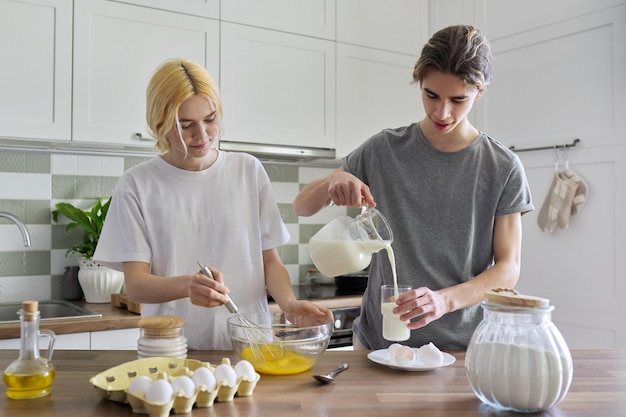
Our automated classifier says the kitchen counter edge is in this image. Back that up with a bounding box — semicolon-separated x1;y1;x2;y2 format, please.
0;296;362;339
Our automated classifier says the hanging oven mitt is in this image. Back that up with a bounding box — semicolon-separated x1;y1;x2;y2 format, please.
560;169;588;216
537;172;579;234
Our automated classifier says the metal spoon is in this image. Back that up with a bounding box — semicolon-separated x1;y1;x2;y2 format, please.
313;363;349;384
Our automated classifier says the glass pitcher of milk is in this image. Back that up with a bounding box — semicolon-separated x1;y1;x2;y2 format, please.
308;207;393;277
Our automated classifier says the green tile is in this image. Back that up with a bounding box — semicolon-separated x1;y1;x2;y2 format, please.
278;203;298;224
50;274;63;299
24;154;51;173
51;224;83;251
0;200;50;224
0;152;50;173
263;163;298;182
99;177;119;197
0;251;48;276
277;244;298;265
0;200;24;219
25;251;50;275
299;224;323;244
26;200;53;224
52;175;77;199
76;176;101;199
0;152;25;172
0;252;25;275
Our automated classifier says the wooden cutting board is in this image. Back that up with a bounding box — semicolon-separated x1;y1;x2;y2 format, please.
110;293;142;314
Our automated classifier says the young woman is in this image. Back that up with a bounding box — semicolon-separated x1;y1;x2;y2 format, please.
94;58;332;350
294;25;534;350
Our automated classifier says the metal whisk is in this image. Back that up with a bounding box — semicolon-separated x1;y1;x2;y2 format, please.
197;261;283;361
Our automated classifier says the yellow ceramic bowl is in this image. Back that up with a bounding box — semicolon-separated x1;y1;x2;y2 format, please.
227;312;333;375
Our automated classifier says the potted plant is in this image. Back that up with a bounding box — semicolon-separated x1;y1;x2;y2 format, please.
52;197;124;303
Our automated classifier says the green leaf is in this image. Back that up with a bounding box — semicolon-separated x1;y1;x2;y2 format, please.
52;197;112;259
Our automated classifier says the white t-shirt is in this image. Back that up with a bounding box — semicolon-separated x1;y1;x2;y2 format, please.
93;151;289;349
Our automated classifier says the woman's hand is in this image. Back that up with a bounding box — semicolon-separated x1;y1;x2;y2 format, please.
282;300;334;325
394;287;450;330
188;266;233;308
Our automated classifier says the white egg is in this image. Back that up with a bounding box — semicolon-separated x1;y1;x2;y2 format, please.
387;343;404;361
192;367;216;391
417;342;444;366
128;375;152;395
171;375;195;398
394;345;416;366
144;379;174;404
234;360;256;381
214;364;238;386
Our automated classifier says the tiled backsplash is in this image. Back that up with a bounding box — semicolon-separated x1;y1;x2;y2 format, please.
0;151;349;302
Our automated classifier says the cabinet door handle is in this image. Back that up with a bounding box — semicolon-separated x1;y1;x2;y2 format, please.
133;132;154;142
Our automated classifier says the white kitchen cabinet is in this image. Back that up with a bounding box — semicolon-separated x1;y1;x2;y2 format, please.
90;328;140;350
337;0;429;55
108;0;219;19
0;328;139;350
220;23;336;151
0;0;72;142
336;44;422;157
72;0;220;146
0;332;90;350
221;0;335;40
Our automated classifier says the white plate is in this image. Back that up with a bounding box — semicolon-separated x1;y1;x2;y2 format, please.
367;348;456;371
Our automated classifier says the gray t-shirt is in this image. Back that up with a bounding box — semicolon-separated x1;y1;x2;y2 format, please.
345;123;534;350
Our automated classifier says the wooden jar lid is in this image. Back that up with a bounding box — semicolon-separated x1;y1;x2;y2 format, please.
138;315;185;330
138;316;186;339
485;288;550;308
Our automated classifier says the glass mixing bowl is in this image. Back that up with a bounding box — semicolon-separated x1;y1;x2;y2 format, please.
227;312;333;375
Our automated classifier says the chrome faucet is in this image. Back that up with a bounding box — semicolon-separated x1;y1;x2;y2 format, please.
0;211;31;247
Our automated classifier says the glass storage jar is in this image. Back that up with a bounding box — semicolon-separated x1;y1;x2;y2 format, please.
137;315;187;359
465;289;573;413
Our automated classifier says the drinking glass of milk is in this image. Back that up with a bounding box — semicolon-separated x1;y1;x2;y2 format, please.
309;207;393;277
381;284;412;341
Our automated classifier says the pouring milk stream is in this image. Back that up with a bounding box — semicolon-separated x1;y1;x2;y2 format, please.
309;207;408;340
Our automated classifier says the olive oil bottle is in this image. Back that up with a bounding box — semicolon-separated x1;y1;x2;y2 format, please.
3;301;56;399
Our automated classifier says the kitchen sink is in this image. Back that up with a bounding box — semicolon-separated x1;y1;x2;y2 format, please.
0;300;102;323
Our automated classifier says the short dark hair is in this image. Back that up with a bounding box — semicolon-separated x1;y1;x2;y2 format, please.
413;25;492;90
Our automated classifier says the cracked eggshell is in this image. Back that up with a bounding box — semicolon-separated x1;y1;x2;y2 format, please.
417;342;444;366
387;343;404;361
394;345;416;366
387;343;415;366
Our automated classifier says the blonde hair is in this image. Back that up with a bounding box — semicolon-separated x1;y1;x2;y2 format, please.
146;58;223;153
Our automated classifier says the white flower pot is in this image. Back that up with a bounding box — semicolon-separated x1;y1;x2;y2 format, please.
78;258;124;303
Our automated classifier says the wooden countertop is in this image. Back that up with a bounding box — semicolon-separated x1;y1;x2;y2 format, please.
0;349;624;416
0;302;142;340
0;294;362;340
